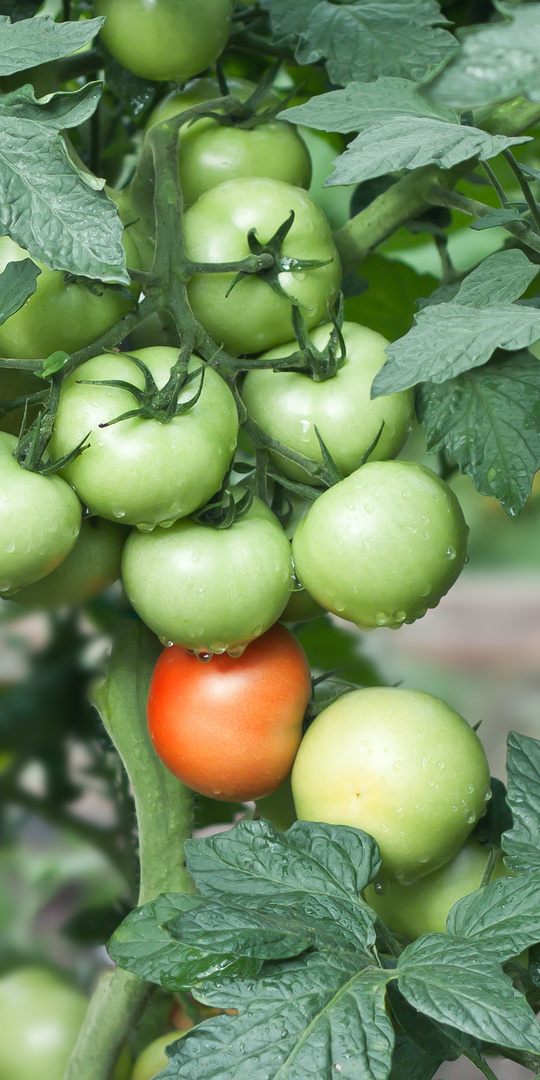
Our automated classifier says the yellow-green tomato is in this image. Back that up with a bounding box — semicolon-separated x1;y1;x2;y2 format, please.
364;840;508;940
0;432;81;595
0;236;136;361
0;967;130;1080
146;77;311;206
292;461;468;630
121;497;293;653
94;0;233;82
242;322;414;485
8;516;125;609
292;687;491;882
49;348;238;530
132;1032;185;1080
184;177;341;355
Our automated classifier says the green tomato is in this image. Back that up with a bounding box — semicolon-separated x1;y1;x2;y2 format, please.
94;0;233;82
364;840;509;939
292;461;468;630
0;235;137;361
8;516;125;609
0;967;130;1080
299;127;352;231
49;347;238;530
242;321;414;485
121;496;293;653
0;432;81;595
132;1032;186;1080
292;687;491;882
145;77;311;206
184;177;342;355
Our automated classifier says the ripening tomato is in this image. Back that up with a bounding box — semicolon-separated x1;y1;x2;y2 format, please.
242;321;414;485
292;687;491;882
8;516;125;609
292;461;468;630
49;348;238;530
364;840;509;940
184;177;341;355
94;0;233;82
145;77;311;205
147;624;311;801
0;432;81;595
121;496;294;653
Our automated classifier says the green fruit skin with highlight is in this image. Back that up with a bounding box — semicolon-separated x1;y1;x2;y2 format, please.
8;516;125;609
146;77;311;205
242;321;414;485
292;461;468;630
0;432;81;594
184;177;342;355
0;967;130;1080
121;497;294;653
292;686;491;882
0;235;136;361
49;347;238;530
132;1032;186;1080
364;840;509;940
94;0;232;82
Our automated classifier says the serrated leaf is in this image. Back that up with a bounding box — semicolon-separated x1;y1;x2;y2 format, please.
280;77;457;134
0;14;103;75
269;0;457;86
108;893;262;992
502;732;540;874
447;873;540;960
0;84;128;282
160;955;394;1080
457;250;539;307
424;2;540;109
0;257;39;324
185;819;381;905
469;207;526;231
345;254;438;342
165;897;313;962
398;935;540;1053
327;116;527;188
416;350;540;517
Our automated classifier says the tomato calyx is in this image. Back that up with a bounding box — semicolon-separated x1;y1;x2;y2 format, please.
225;210;335;303
78;348;207;426
14;376;89;475
206;61;300;131
193;472;254;529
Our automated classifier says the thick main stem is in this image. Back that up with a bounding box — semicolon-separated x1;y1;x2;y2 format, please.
64;618;194;1080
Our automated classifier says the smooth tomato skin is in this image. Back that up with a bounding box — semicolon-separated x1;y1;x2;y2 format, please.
0;432;81;595
292;461;468;630
95;0;232;82
0;967;130;1080
146;78;311;205
364;840;509;939
242;321;414;485
292;687;491;882
132;1032;186;1080
0;236;135;361
8;516;125;609
49;348;238;530
184;177;341;355
147;624;311;801
122;497;294;652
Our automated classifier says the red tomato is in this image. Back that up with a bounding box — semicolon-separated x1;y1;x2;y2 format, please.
147;624;311;801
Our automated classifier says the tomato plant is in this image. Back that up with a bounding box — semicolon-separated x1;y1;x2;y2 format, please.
132;1033;185;1080
147;624;311;800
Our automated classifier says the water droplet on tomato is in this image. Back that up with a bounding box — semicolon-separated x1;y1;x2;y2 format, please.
159;637;174;648
227;644;247;658
196;649;213;662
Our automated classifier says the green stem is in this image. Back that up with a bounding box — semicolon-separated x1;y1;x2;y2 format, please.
502;148;540;233
480;160;508;207
428;185;540;255
64;618;194;1080
465;1052;499;1080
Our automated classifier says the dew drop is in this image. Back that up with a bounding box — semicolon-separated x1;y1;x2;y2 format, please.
196;649;213;662
374;611;389;626
466;811;476;824
112;508;126;519
437;761;445;769
159;637;174;648
227;644;247;658
362;539;371;550
446;545;456;560
393;760;401;771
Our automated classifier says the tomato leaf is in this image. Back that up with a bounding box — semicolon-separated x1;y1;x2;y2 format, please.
502;732;540;875
0;257;40;325
0;14;103;75
397;935;540;1052
417;349;540;517
423;2;540;110
446;873;540;960
268;0;457;86
280;77;457;134
0;83;128;282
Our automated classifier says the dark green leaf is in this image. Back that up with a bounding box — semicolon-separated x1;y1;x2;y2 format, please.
417;350;540;517
473;778;513;847
424;3;540;109
0;14;103;75
388;1032;442;1080
280;77;457;133
269;0;457;86
165;897;313;962
447;873;540;960
502;732;540;874
0;257;39;324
